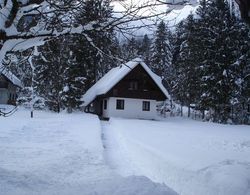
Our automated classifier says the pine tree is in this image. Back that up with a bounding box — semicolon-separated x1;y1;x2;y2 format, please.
172;14;203;116
61;37;86;112
172;0;250;123
75;0;118;83
34;37;66;112
151;21;172;79
196;0;246;122
139;34;152;65
34;35;87;112
6;0;120;112
171;21;186;106
121;37;140;61
229;25;250;124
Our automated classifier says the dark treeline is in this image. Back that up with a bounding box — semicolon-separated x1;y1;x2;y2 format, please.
8;0;249;124
121;0;249;124
171;0;250;124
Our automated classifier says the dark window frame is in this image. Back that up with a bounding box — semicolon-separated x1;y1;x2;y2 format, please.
128;81;138;90
142;101;150;111
103;99;107;110
116;99;125;110
0;81;8;88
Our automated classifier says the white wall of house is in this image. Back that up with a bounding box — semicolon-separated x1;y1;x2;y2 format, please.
102;97;157;120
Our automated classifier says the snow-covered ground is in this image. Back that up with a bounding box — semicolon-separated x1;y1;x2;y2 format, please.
103;117;250;195
2;109;249;195
0;109;177;195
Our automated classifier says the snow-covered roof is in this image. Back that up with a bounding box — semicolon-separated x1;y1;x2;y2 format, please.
82;58;170;106
1;69;23;88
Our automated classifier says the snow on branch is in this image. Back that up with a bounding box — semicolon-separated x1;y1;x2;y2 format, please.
0;0;189;69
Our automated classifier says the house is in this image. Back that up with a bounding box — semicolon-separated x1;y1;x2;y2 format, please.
0;69;22;105
82;58;170;120
165;0;186;5
235;0;250;24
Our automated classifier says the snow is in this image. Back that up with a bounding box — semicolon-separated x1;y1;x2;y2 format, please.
82;58;170;107
0;0;13;30
167;4;199;27
103;117;250;195
0;109;177;195
0;104;16;112
0;38;46;71
63;85;69;92
112;0;199;36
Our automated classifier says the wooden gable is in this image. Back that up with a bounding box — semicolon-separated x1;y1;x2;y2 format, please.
104;63;167;101
235;0;250;24
0;74;9;88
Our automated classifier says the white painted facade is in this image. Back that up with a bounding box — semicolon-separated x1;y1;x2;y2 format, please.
102;97;157;120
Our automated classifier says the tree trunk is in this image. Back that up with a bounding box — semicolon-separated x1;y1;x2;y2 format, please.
57;103;60;113
202;110;205;120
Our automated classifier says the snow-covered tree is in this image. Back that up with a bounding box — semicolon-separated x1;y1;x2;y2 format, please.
151;21;172;79
172;0;250;123
120;37;141;61
196;0;245;122
139;34;152;65
0;0;181;68
34;37;67;113
172;14;203;117
61;44;86;112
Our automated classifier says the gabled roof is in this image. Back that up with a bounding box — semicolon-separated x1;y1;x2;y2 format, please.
82;58;170;107
1;69;23;88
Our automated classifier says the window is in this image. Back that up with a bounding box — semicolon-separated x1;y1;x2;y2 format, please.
0;93;2;99
129;81;138;90
142;101;150;111
116;99;124;110
103;100;107;110
142;80;148;91
0;81;8;88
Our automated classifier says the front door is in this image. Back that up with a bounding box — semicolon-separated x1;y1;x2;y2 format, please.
99;100;103;116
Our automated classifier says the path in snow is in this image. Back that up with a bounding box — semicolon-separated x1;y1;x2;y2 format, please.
0;110;177;195
103;117;250;195
102;121;141;176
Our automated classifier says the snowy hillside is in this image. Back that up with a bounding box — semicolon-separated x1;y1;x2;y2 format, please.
112;0;242;36
112;0;199;36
